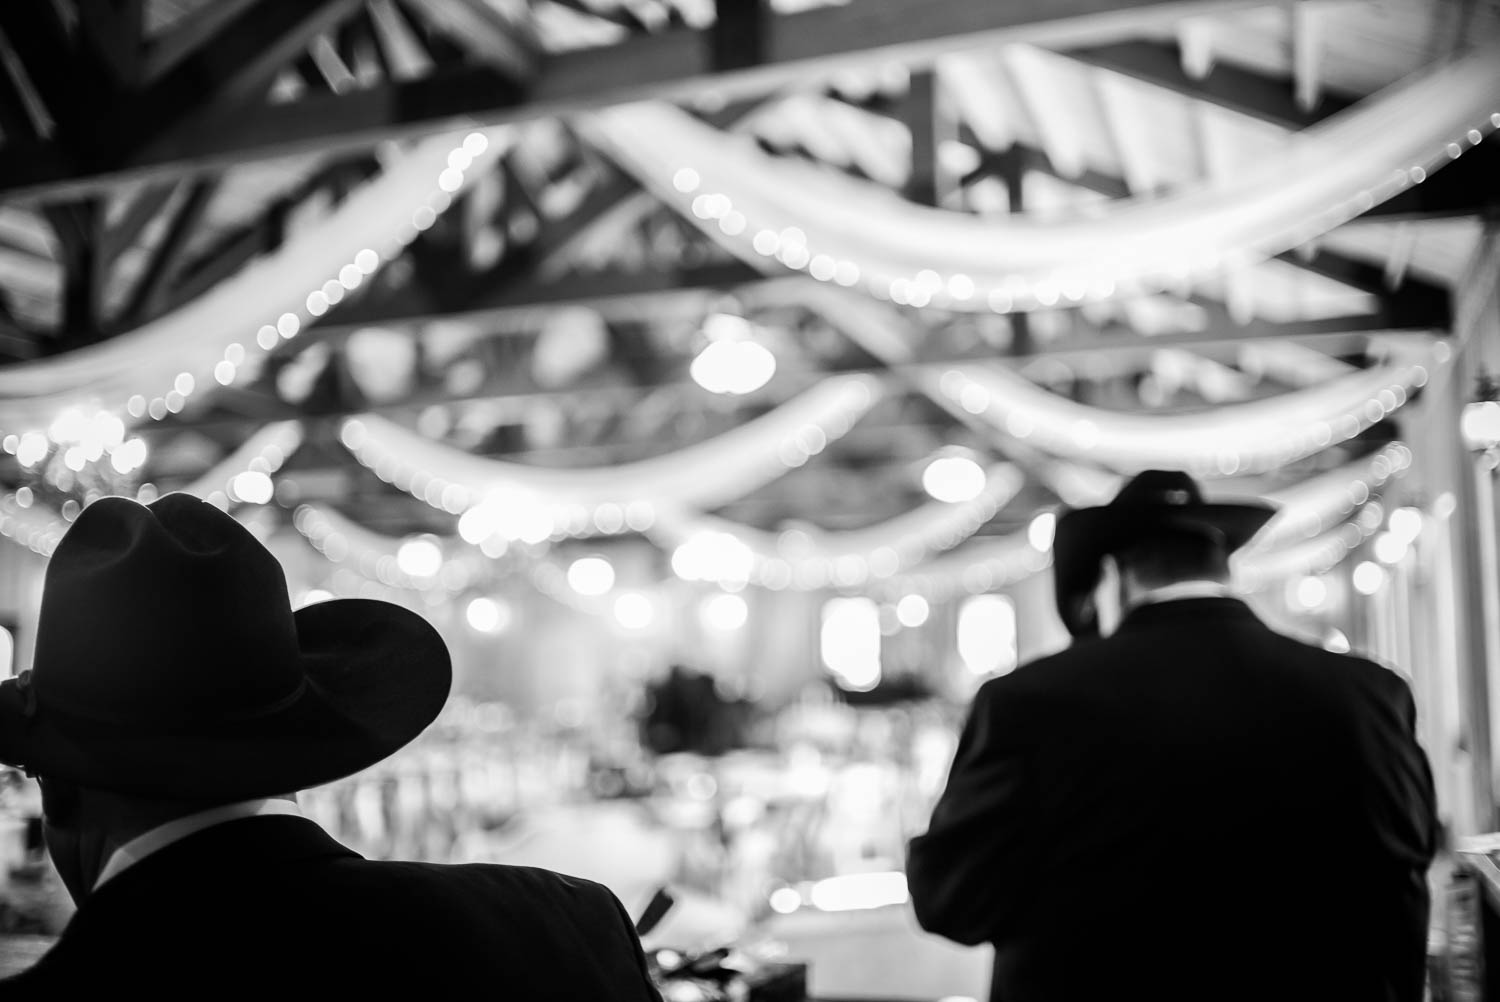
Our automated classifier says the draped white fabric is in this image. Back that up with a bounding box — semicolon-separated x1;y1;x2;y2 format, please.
585;43;1500;311
882;532;1051;600
948;361;1429;474
646;463;1024;586
293;503;487;591
1234;522;1372;587
340;375;882;511
1243;443;1412;550
792;282;1433;476
0;131;506;433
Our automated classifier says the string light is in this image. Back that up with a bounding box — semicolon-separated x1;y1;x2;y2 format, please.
942;362;1428;476
1234;497;1388;589
1352;560;1387;595
338;377;881;538
652;463;1022;590
0;130;500;460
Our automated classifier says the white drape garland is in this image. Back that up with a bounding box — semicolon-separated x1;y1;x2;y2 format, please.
646;462;1024;589
338;374;882;525
584;43;1500;313
0;422;302;555
291;503;488;593
942;361;1429;475
291;501;609;619
787;282;1434;476
0;129;507;435
877;531;1051;602
1233;501;1386;589
1243;442;1413;550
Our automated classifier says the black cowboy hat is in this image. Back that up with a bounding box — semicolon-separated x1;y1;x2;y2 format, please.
0;493;451;800
1052;470;1276;637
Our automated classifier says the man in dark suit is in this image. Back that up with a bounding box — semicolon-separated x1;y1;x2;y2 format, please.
907;470;1438;1002
0;494;660;997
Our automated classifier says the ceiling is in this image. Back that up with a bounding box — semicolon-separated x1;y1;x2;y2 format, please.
0;0;1494;557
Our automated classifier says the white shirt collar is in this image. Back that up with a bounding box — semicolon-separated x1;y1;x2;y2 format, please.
94;798;304;891
1129;579;1238;611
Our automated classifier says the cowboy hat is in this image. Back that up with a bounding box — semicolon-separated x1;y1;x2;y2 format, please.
0;493;451;800
1052;470;1276;637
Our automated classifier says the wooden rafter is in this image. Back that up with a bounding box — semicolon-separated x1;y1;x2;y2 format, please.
99;182;180;263
305;250;1446;350
115;178;218;330
402;0;538;80
1062;38;1354;130
0;0;1265;200
76;0;147;88
142;0;261;84
898;70;941;206
123;1;368;145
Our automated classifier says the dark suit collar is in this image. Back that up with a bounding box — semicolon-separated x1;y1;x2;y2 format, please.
86;814;358;908
1116;595;1261;634
33;816;359;975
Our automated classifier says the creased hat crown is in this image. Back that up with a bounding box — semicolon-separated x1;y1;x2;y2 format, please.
31;494;303;727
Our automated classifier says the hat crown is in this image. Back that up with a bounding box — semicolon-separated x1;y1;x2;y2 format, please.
31;494;303;728
1110;470;1205;509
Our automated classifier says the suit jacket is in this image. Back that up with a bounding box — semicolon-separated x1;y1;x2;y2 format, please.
907;597;1438;1002
1;814;662;999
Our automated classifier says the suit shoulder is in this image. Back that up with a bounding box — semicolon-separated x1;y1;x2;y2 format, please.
1272;632;1414;701
1334;649;1415;699
383;859;624;909
967;643;1094;713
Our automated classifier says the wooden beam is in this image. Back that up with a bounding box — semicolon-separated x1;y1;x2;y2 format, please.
0;0;1265;200
161;300;1436;441
99;181;180;263
122;155;379;328
43;200;104;343
323;260;765;335
1289;0;1322;113
1063;38;1356;130
141;0;260;84
900;69;941;205
402;0;538;80
309;250;1448;352
116;179;218;329
77;0;146;88
1275;247;1451;326
1359;136;1500;223
713;0;769;73
123;0;367;143
0;3;112;143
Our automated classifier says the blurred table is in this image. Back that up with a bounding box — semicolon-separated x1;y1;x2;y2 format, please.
763;905;990;1002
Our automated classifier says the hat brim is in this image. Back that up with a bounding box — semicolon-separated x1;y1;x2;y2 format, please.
0;598;451;800
1052;501;1276;637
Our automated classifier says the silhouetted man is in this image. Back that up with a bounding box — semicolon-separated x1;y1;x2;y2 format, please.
908;470;1437;1002
0;494;660;998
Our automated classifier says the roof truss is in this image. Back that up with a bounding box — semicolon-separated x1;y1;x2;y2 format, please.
0;0;1265;201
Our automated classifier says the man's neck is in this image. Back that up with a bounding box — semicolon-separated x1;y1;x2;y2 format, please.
92;796;303;892
1126;579;1235;612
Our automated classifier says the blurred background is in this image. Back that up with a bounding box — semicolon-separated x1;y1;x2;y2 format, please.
0;0;1498;998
